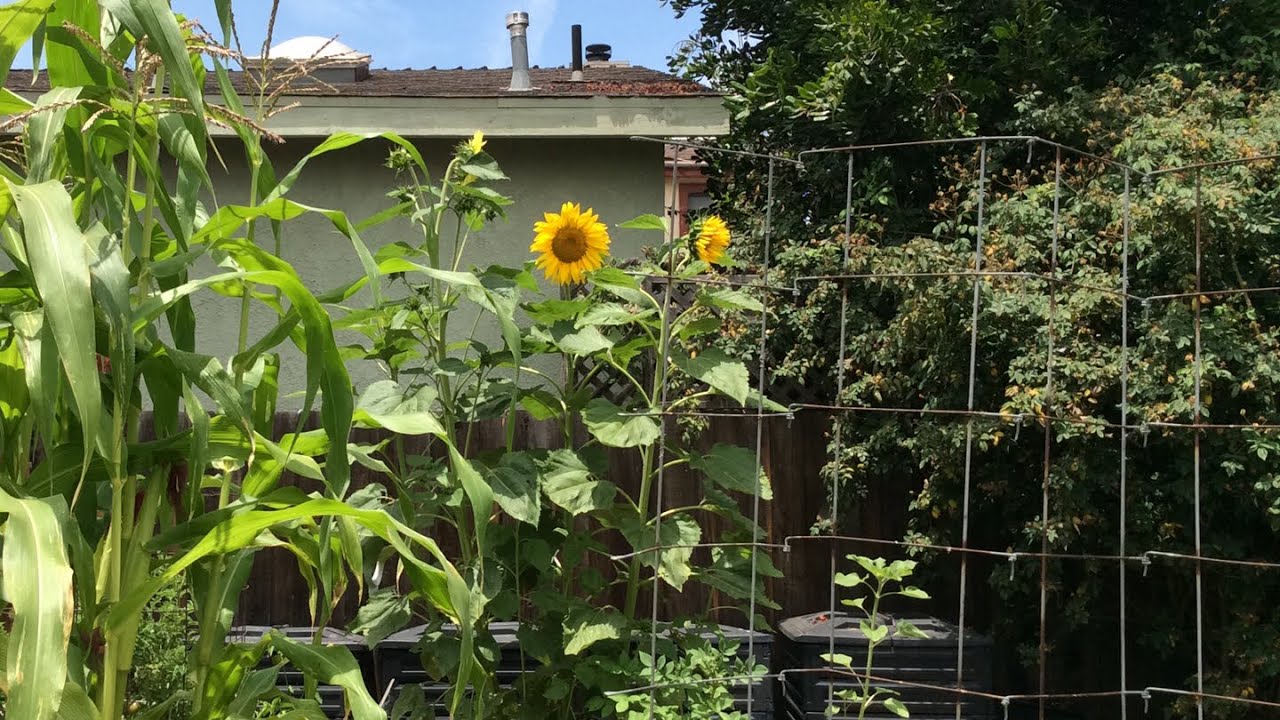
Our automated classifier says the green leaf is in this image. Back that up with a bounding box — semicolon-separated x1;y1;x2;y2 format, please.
883;696;909;718
44;0;101;88
833;571;863;588
26;86;80;183
524;298;588;323
225;666;280;718
388;685;429;720
266;132;427;203
859;619;889;644
621;514;701;590
250;267;352;494
354;381;443;436
589;267;653;306
449;445;493;556
518;388;562;421
563;608;626;655
579;301;656;328
0;1;56;89
899;586;930;600
157;110;212;194
675;348;750;405
348;588;411;648
164;348;253;440
197;640;271;720
101;0;204;128
538;449;615;514
55;682;98;720
582;398;660;448
842;597;866;611
696;287;763;313
458;159;507;181
8;180;101;475
690;443;772;500
268;631;387;720
618;213;668;231
820;652;853;668
700;546;782;610
533;320;613;355
894;620;930;639
482;452;541;525
111;499;462;632
0;488;73;720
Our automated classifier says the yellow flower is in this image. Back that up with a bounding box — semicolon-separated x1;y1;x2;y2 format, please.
694;215;731;265
531;202;611;285
465;131;486;155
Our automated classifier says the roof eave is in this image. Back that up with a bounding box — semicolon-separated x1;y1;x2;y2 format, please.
240;93;729;138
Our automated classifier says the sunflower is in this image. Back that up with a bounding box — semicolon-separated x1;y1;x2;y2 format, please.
465;130;486;155
694;215;731;265
531;202;611;285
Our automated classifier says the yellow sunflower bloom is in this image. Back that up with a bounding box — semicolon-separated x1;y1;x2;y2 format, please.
465;130;486;155
695;215;731;265
531;202;611;285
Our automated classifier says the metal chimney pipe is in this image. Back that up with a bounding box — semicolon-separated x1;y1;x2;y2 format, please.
507;11;532;92
571;24;584;81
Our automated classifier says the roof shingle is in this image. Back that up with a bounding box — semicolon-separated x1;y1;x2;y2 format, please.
5;65;717;99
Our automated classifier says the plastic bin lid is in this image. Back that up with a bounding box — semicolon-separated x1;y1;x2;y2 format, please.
705;623;773;646
380;622;521;650
226;625;367;647
778;612;990;647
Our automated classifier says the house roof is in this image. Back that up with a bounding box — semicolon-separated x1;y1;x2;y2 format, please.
5;65;716;99
3;66;727;138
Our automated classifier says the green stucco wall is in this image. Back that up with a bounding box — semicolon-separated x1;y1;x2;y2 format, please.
188;136;664;405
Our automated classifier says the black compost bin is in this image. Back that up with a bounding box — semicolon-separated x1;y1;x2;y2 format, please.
227;625;374;719
777;612;994;720
374;621;525;715
375;622;773;718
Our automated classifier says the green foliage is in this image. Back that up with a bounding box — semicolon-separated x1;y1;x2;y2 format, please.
586;630;767;720
126;578;195;719
339;136;779;716
676;0;1280;710
823;555;930;720
0;3;469;719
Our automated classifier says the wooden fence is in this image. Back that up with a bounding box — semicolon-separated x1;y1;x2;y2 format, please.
231;409;922;629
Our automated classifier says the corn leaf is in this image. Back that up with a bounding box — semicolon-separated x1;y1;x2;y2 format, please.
43;0;100;88
100;0;204;128
109;499;462;631
0;487;73;720
25;87;81;183
8;180;101;473
268;632;386;720
0;0;56;89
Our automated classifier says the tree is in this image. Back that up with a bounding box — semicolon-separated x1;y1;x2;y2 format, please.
671;1;1280;713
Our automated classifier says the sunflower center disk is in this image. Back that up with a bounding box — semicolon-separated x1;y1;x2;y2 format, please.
551;228;589;263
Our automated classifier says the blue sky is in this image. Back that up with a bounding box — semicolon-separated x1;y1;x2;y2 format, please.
172;0;701;72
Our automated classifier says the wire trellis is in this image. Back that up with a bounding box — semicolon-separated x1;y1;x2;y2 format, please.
614;134;1280;720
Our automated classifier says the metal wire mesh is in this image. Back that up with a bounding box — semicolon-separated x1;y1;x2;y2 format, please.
616;135;1280;719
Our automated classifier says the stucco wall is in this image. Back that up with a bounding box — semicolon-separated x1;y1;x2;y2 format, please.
188;136;664;404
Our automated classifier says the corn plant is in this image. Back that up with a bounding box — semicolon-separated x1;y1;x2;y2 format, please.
0;2;478;719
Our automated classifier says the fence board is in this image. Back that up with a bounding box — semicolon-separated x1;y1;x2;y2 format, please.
228;410;861;628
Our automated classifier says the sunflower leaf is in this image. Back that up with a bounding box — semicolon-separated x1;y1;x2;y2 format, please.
674;348;750;405
539;449;616;515
581;398;660;448
618;213;668;231
690;443;772;500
